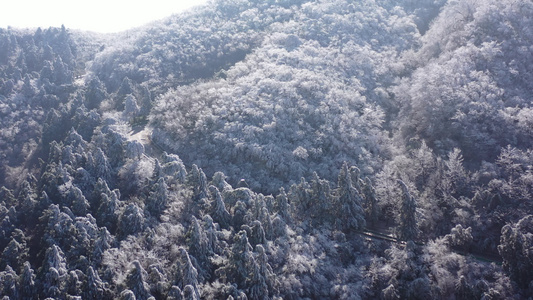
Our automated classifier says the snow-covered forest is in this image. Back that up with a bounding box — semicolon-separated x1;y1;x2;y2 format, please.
1;0;532;298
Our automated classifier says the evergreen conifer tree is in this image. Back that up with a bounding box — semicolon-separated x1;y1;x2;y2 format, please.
70;185;90;216
66;270;82;297
162;153;187;184
498;215;533;289
119;204;144;238
96;192;119;232
247;256;268;300
41;245;68;298
362;177;379;226
189;165;208;201
19;262;36;300
229;230;252;287
232;201;248;230
176;247;200;299
210;186;231;228
183;285;198;300
203;215;219;255
187;216;209;266
249;220;266;247
256;244;277;296
93;227;113;266
211;171;232;192
335;162;366;231
0;265;19;300
91;148;112;183
146;177;168;218
124;94;140;119
120;289;137;300
274;187;291;222
396;180;419;241
309;171;332;225
167;285;184;300
1;229;28;272
85;77;107;110
126;261;152;300
84;266;110;299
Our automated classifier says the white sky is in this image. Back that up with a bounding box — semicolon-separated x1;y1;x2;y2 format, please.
0;0;209;33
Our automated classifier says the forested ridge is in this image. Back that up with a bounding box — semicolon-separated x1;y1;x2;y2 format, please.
1;0;533;299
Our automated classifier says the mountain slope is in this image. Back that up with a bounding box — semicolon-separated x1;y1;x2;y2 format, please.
0;0;532;299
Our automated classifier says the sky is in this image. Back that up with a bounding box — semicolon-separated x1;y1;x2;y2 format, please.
0;0;209;33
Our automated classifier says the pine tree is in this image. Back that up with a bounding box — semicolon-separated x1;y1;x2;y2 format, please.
1;229;28;272
274;187;291;222
66;270;82;297
396;180;419;241
167;285;184;300
90;148;112;183
203;215;220;255
43;266;66;297
228;230;252;287
176;248;200;299
0;265;19;300
0;207;16;249
19;262;36;300
38;191;52;211
232;201;248;230
0;186;16;208
362;177;379;226
210;171;232;192
65;127;88;149
139;85;152;116
271;216;287;239
187;216;209;266
85;77;107;110
103;129;127;168
382;284;400;300
249;220;266;247
21;74;35;98
123;94;140;119
146;177;168;218
96;192;119;232
152;159;163;183
162;153;187;184
209;186;231;228
53;56;72;84
189;165;208;201
498;215;533;289
256;244;277;297
335;162;366;231
84;266;109;299
41;244;68;278
309;171;332;225
147;264;168;299
17;178;38;220
126;140;145;160
70;185;90;216
120;289;137;300
126;261;152;300
247;256;268;300
93;178;112;204
119;204;144;238
93;227;113;266
288;177;311;221
455;275;474;300
183;285;198;300
259;207;273;241
349;166;364;192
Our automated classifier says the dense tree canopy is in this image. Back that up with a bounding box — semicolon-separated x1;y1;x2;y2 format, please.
0;0;532;298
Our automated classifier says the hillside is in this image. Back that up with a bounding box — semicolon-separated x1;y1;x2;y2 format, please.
1;0;532;299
